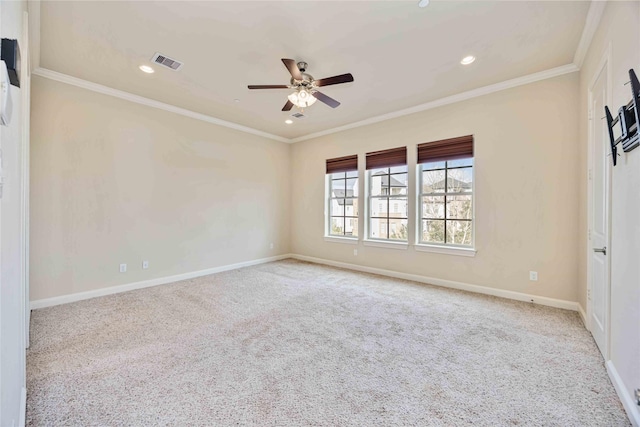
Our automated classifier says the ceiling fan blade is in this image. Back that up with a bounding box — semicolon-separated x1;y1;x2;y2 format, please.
248;85;289;89
312;91;341;108
282;100;294;111
282;58;303;81
315;73;354;87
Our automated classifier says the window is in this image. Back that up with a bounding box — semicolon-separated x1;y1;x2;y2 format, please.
418;135;474;247
368;166;408;240
326;155;359;238
328;171;359;237
365;147;408;241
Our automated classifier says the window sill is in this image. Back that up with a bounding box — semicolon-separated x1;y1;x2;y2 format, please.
363;239;408;250
324;236;359;245
414;244;476;257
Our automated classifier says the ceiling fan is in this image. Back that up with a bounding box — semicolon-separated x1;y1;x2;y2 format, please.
248;59;354;111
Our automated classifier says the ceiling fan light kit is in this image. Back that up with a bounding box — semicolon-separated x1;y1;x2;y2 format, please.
248;58;354;113
288;88;317;109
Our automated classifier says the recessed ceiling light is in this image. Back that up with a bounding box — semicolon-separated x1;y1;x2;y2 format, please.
285;119;293;124
139;65;155;74
234;99;240;103
461;56;476;65
418;0;429;7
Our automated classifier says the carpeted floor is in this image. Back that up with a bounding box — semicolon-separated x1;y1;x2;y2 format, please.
27;259;629;426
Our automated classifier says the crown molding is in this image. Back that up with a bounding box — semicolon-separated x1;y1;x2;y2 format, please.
289;63;579;143
31;67;290;144
573;0;607;69
34;63;580;145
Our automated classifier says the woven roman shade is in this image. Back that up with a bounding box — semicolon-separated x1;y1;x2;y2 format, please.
417;135;474;164
365;147;407;170
326;154;358;174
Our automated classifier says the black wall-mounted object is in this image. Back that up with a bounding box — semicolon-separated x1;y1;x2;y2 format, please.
605;69;640;166
605;106;618;166
1;38;20;88
623;69;640;152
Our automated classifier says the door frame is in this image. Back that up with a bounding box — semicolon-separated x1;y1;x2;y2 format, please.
21;10;31;349
586;43;612;360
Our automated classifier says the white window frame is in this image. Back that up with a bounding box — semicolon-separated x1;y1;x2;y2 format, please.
365;166;409;244
417;159;475;251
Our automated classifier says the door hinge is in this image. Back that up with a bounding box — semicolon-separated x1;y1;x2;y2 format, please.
587;288;591;300
588;169;592;180
588;229;591;240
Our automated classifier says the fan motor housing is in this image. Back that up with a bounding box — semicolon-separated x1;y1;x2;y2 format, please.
291;73;314;87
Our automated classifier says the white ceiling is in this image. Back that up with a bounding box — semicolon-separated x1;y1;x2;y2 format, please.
38;1;591;140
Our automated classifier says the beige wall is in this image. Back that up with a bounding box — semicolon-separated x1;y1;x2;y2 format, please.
291;73;580;302
30;76;291;300
578;1;640;419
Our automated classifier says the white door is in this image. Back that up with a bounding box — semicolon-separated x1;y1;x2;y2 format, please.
588;59;610;359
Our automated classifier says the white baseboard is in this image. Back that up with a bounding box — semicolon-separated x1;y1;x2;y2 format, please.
577;303;588;329
30;254;293;310
31;252;580;314
606;360;640;426
290;254;579;311
19;386;26;427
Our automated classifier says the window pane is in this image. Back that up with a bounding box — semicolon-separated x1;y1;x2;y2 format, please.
345;217;358;237
446;220;473;245
422;161;446;171
447;168;473;193
346;170;358;178
331;179;346;190
447;158;473;168
330;199;345;216
422;220;445;244
330;172;346;180
370;197;389;217
389;173;408;195
344;198;358;217
370;170;388;196
389;198;408;217
389;218;408;240
331;178;346;198
369;218;388;239
330;217;345;236
346;178;358;197
422;196;445;219
390;165;408;174
422;170;446;193
446;195;473;219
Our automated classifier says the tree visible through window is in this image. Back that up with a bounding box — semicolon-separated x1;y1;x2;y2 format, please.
420;159;473;246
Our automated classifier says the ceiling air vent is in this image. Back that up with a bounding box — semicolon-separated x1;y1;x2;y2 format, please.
151;52;183;71
291;112;305;119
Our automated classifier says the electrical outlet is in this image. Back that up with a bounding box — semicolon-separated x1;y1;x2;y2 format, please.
269;243;274;250
354;249;358;256
119;264;127;273
529;271;538;281
142;261;149;269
